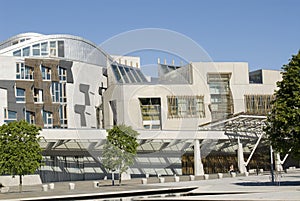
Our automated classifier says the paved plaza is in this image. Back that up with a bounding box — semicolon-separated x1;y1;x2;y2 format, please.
0;171;299;201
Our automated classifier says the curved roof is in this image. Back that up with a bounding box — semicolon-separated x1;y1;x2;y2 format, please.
0;32;113;65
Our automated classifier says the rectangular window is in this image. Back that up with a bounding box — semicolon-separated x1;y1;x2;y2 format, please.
16;62;33;80
139;98;161;130
50;41;56;56
4;108;17;123
41;65;51;80
43;110;53;128
59;105;68;128
16;88;25;102
33;89;43;102
13;50;21;56
167;96;205;118
51;82;60;102
58;41;64;57
32;44;40;56
25;111;35;124
58;67;67;81
41;42;48;56
22;46;30;56
245;95;274;115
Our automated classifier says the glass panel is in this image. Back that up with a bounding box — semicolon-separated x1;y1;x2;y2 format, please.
111;64;123;83
22;47;30;56
124;67;135;83
58;41;64;57
118;66;130;83
13;50;21;56
32;44;40;56
41;42;48;56
8;111;17;119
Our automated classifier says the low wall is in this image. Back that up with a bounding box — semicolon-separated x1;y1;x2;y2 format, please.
0;175;42;186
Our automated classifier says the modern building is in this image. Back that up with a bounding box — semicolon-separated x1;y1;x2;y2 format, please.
0;33;287;182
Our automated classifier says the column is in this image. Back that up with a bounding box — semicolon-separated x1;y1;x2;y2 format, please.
194;139;204;176
237;137;247;173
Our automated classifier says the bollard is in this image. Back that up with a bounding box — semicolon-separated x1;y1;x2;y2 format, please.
174;176;180;182
49;183;54;190
231;172;236;178
217;173;223;179
69;183;75;190
42;184;48;192
189;175;195;181
245;172;249;177
204;174;209;180
141;178;147;184
93;181;99;188
159;177;165;183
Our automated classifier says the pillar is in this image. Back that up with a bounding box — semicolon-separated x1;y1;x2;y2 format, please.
237;137;247;173
194;139;204;176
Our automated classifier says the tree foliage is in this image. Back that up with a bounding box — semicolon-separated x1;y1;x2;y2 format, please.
102;124;139;184
0;120;43;190
265;51;300;157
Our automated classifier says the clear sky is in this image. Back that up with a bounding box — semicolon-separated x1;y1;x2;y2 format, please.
0;0;299;74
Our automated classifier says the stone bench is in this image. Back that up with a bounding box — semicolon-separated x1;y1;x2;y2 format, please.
0;187;9;193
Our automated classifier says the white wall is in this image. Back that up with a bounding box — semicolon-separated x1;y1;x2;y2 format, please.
66;61;105;129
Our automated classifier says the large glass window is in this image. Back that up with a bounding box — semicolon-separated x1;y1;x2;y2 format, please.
50;41;56;56
41;42;48;56
51;82;60;102
13;50;21;56
245;95;274;115
58;66;67;81
16;62;33;80
22;47;30;56
16;88;25;102
167;96;205;118
139;98;161;129
32;44;40;56
58;41;64;57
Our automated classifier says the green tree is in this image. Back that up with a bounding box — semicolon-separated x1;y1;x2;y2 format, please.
265;51;300;157
0;120;43;192
102;124;139;185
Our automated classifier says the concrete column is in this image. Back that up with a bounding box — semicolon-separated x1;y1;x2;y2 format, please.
194;139;204;176
237;137;247;173
275;152;283;172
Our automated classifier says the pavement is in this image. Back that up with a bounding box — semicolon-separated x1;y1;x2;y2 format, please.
0;171;299;201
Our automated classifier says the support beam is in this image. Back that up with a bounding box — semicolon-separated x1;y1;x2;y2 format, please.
194;139;204;176
237;137;247;173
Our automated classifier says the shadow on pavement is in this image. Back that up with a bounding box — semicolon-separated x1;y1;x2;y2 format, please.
235;181;300;186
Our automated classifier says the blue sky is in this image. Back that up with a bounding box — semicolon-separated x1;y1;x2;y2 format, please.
0;0;299;75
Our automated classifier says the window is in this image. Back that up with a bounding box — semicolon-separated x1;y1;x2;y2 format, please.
50;41;56;56
16;62;33;80
16;88;25;102
13;50;21;56
167;96;205;118
51;82;60;102
25;111;35;124
41;65;51;80
59;105;68;128
22;47;30;56
58;41;64;57
4;108;17;123
58;67;67;81
32;44;40;56
33;89;43;103
139;98;161;129
245;95;274;115
43;110;53;128
41;42;48;56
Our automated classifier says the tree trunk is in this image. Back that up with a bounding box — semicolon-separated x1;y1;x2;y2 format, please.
119;172;122;186
19;175;23;193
